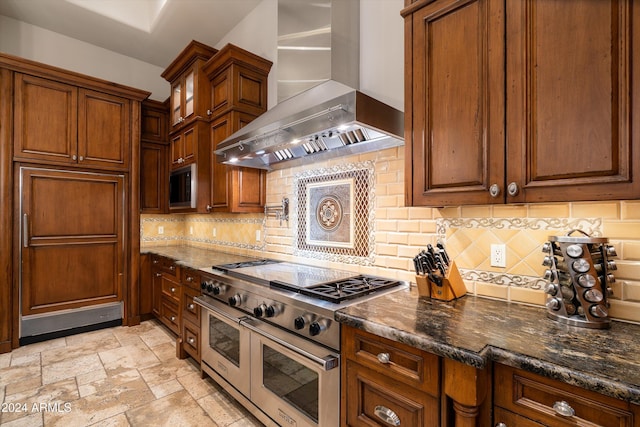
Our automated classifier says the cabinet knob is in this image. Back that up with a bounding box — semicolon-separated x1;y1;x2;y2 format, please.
170;287;176;293
495;423;507;427
170;315;176;322
188;303;195;310
206;205;213;212
79;155;84;161
374;405;400;426
152;259;159;264
186;276;193;282
72;155;77;161
207;109;213;116
553;400;575;417
377;352;391;364
155;273;162;277
489;184;501;198
507;182;519;196
188;337;195;344
169;265;176;271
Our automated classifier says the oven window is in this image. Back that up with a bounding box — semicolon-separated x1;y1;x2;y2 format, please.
262;345;319;423
208;316;240;367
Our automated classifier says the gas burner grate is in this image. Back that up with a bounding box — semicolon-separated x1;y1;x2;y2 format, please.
214;259;281;272
271;275;402;303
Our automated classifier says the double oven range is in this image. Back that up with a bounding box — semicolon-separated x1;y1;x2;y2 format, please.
194;258;408;427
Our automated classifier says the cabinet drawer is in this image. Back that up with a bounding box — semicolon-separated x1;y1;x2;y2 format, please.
161;280;181;302
160;297;180;334
344;360;439;427
182;287;200;325
152;255;179;278
343;326;439;396
181;268;200;290
182;321;200;362
494;364;639;427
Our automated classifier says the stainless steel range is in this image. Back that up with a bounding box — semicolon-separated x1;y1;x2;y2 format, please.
194;259;408;427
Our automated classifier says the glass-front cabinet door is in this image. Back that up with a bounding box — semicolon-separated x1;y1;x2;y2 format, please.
184;71;194;118
170;70;195;127
171;81;182;126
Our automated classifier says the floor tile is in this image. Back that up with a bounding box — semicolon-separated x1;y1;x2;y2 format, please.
98;342;160;375
125;389;216;427
41;354;102;385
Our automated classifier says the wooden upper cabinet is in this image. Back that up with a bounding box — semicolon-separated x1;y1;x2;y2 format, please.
203;44;272;213
14;73;132;171
404;0;505;206
506;0;640;203
161;41;217;131
403;0;640;206
141;98;169;143
14;74;78;165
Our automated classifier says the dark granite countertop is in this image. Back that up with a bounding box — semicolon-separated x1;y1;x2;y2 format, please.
141;245;263;271
336;287;640;405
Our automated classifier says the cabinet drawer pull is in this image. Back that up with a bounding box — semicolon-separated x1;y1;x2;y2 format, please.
377;352;391;364
155;273;162;277
169;265;176;271
170;287;176;293
489;184;501;197
186;276;193;282
188;303;195;310
152;259;159;264
552;401;575;417
374;405;400;426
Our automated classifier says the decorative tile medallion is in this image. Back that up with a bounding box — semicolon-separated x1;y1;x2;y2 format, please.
294;162;375;265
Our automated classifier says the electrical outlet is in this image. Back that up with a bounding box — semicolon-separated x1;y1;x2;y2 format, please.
158;226;164;235
212;228;217;237
189;226;194;235
256;230;261;242
491;244;506;268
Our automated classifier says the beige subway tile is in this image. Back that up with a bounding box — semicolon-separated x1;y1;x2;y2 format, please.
461;205;491;218
528;203;570;218
376;244;398;256
386;183;405;196
608;300;640;323
622;242;640;260
377;195;402;208
493;205;527;218
387;159;404;174
387;233;409;245
437;207;462;218
622;280;640;302
420;221;438;233
408;207;434;220
613;261;640;281
509;286;546;306
571;202;620;219
376;220;398;232
398;220;421;233
621;201;640;219
603;221;640;239
397;245;422;259
377;172;399;184
408;233;434;247
474;282;509;300
387;208;410;220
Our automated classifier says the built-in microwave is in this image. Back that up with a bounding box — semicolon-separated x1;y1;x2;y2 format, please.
169;164;196;209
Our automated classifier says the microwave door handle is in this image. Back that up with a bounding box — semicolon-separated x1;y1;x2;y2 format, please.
241;318;339;371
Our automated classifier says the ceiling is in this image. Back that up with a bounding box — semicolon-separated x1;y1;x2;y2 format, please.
0;0;263;68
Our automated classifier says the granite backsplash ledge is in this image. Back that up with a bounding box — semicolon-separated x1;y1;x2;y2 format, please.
335;287;640;405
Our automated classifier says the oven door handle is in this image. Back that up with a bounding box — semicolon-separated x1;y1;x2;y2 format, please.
241;318;339;371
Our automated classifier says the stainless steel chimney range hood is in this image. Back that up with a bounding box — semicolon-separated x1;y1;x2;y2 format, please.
214;0;404;171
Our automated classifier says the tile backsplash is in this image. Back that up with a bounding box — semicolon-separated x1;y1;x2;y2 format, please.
141;147;640;324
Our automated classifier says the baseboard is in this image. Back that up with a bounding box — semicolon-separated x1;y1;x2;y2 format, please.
19;319;122;346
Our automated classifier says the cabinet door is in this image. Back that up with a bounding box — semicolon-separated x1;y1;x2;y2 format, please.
506;0;640;203
78;88;130;170
140;142;168;213
20;168;124;316
406;0;505;206
210;112;266;212
170;125;197;169
13;74;78;164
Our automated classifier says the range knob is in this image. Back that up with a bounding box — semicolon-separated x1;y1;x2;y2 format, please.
210;284;223;295
294;316;306;330
253;304;277;318
200;281;208;290
309;320;328;336
228;294;242;307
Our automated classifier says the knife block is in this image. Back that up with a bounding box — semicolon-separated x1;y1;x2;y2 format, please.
416;261;467;301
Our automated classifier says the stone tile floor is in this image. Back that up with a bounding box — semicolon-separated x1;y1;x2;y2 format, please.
0;320;264;427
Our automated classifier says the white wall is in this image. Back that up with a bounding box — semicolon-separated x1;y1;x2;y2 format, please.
0;15;167;100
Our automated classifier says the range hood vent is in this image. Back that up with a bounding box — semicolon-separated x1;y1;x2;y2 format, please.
214;0;404;170
215;80;403;170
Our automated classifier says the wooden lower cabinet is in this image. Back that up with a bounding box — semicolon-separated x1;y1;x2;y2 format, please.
494;364;640;427
178;268;201;362
341;326;441;426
